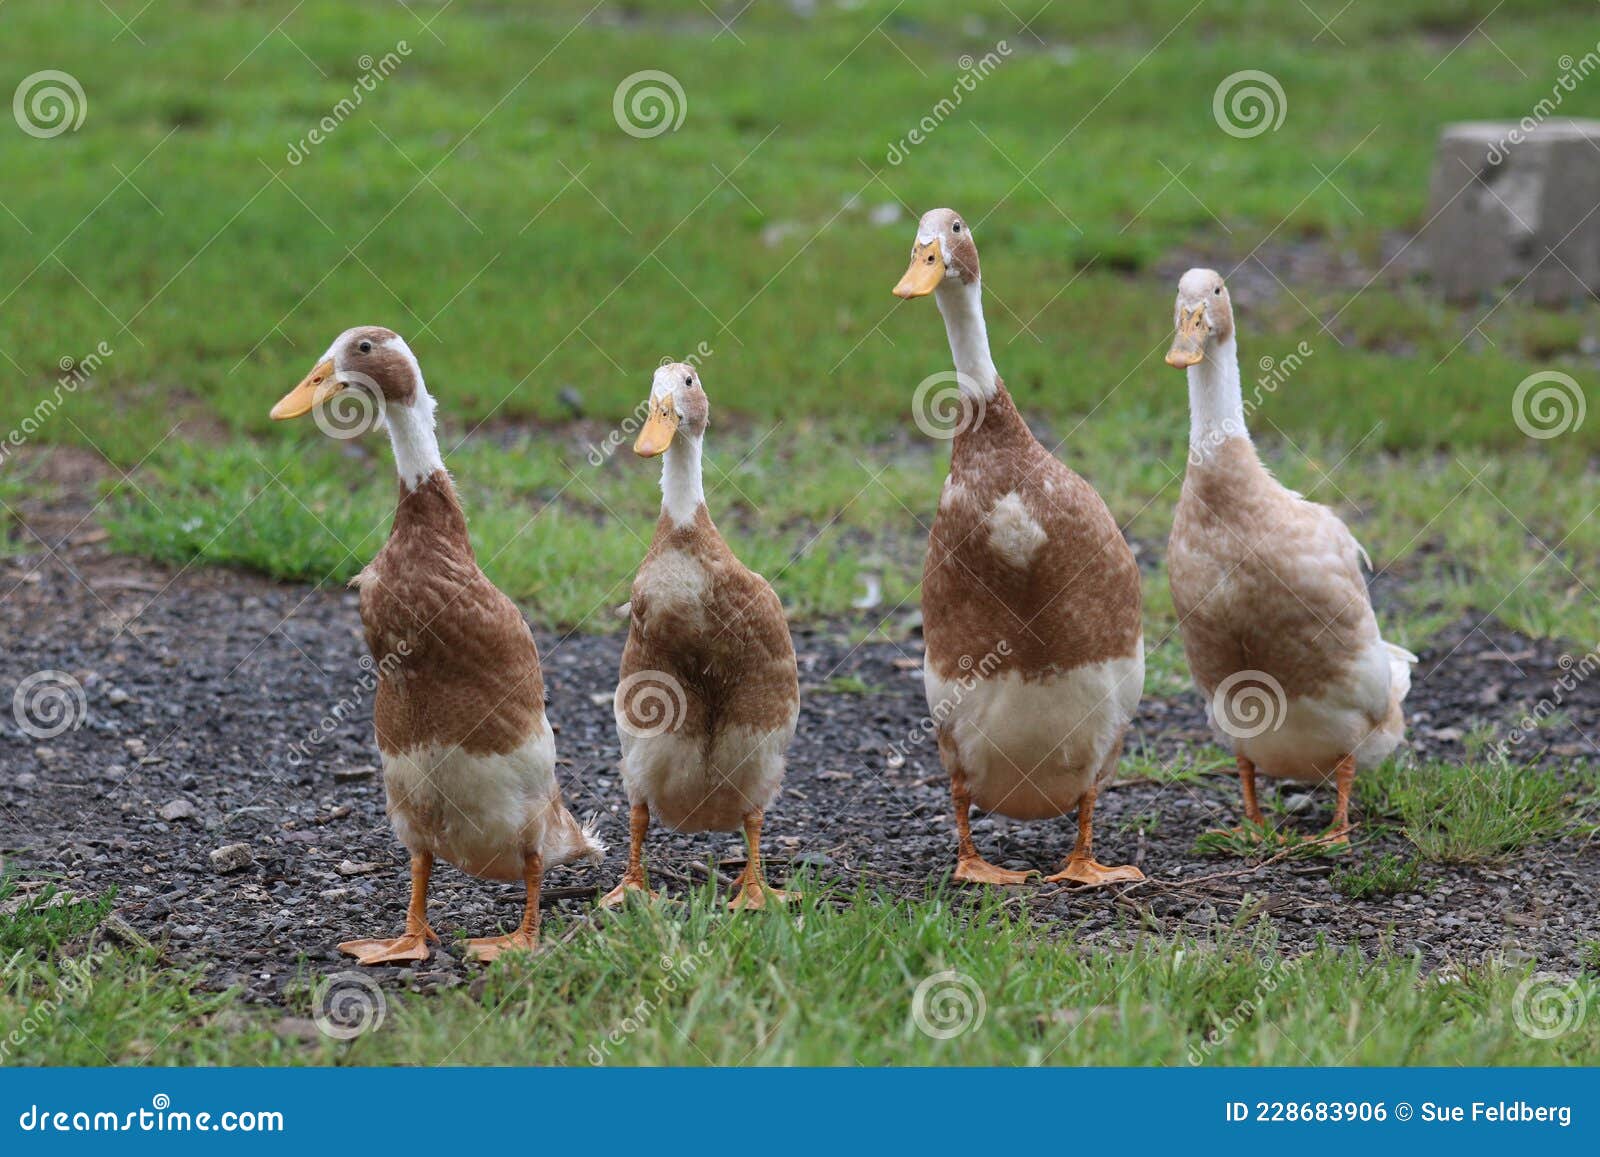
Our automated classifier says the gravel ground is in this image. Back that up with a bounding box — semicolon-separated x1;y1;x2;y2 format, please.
3;457;1598;1005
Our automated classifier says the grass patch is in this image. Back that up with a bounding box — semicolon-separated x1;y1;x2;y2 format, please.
1359;761;1592;864
1193;822;1344;861
1332;853;1431;900
5;877;1598;1065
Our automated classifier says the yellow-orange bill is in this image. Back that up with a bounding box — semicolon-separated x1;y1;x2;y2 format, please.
271;359;339;420
893;242;945;298
634;399;679;457
1165;308;1207;368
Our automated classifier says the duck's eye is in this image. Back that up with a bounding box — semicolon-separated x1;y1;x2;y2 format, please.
952;221;962;232
1214;287;1222;295
684;375;692;386
358;339;373;353
926;253;936;263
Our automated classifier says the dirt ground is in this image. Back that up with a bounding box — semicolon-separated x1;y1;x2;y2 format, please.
3;455;1598;1004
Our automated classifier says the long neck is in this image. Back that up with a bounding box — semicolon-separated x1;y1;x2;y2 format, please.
933;278;999;400
1187;335;1249;458
660;434;705;526
386;385;445;491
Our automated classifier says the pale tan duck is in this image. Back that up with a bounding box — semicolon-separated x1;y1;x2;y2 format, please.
271;327;602;963
893;208;1145;887
1165;270;1415;844
602;363;801;911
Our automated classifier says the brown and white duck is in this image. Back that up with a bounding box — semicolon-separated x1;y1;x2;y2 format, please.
271;326;603;963
602;362;800;911
1165;269;1415;844
892;208;1146;887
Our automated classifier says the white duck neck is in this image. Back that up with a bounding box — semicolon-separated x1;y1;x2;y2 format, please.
933;278;999;399
660;433;705;526
386;383;445;491
1187;335;1249;458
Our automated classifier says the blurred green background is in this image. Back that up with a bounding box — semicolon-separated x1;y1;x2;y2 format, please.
1;0;1596;662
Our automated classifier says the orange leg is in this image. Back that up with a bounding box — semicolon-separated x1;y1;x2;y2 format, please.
728;810;799;910
466;851;543;963
1316;755;1356;848
600;803;660;908
1044;786;1144;886
1237;755;1267;826
339;851;439;965
948;761;1036;887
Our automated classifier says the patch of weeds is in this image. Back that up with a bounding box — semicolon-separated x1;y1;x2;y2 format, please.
1331;853;1430;900
1580;942;1600;975
816;674;883;695
1192;823;1343;861
1362;761;1584;864
1118;811;1161;837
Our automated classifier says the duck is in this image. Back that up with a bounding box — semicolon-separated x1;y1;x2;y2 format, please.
892;209;1146;887
270;326;603;963
1164;269;1415;845
601;362;800;911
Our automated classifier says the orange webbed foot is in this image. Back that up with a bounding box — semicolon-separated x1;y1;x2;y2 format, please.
727;883;800;911
464;929;539;964
338;929;436;966
1044;857;1145;887
599;873;660;910
952;856;1037;887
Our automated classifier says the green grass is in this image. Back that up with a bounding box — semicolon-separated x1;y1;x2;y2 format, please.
0;1;1595;638
6;877;1599;1066
1332;853;1432;900
1359;761;1595;864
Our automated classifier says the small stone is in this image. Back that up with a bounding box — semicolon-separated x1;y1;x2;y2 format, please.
210;844;254;874
332;766;375;783
107;688;131;706
124;738;148;757
336;859;383;877
159;799;197;823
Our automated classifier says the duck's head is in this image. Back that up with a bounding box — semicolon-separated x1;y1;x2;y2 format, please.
1165;268;1234;369
634;361;709;457
270;326;426;428
892;208;980;299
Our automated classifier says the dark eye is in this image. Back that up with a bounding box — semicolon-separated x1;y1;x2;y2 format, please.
358;339;373;353
1214;287;1222;295
927;253;936;263
684;375;692;386
952;221;962;232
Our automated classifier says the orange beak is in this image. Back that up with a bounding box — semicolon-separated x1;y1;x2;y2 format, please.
1165;307;1209;368
271;359;340;419
893;241;945;298
634;397;679;457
